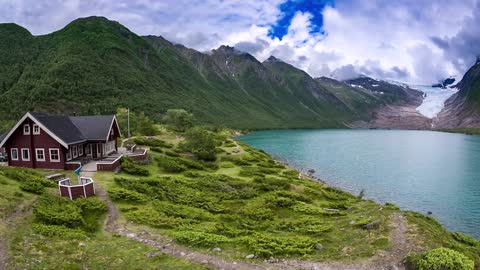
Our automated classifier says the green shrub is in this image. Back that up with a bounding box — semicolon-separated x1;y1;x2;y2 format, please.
282;169;299;178
20;180;45;194
33;195;84;228
121;156;150;176
451;233;480;247
3;167;56;194
407;248;474;270
157;156;187;173
108;187;147;202
150;147;163;153
182;127;218;161
240;203;274;221
31;224;87;239
124;208;185;228
134;137;172;148
220;155;250;166
165;150;180;157
253;176;290;191
153;200;213;221
174;231;231;247
384;202;400;210
241;233;316;257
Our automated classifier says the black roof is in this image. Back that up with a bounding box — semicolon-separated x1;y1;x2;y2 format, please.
30;112;116;145
70;115;115;141
30;112;87;144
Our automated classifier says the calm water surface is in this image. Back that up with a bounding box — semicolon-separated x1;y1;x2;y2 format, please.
239;129;480;239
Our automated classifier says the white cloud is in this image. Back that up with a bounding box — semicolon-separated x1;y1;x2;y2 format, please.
0;0;479;84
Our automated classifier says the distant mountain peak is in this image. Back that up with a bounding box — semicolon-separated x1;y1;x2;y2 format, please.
213;45;245;56
265;55;281;62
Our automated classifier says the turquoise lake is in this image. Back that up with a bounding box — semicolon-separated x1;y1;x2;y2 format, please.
239;129;480;239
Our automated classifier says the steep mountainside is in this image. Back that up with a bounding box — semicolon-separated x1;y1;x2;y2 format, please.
0;16;367;130
434;61;480;128
337;77;431;129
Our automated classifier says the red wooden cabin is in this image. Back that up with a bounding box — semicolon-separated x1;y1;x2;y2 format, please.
0;112;121;170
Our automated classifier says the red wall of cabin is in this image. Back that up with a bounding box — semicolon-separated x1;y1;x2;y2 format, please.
5;118;67;169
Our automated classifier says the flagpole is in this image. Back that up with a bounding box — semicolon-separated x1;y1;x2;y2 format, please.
127;108;130;138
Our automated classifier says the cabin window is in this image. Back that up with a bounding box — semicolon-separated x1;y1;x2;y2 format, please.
78;145;83;156
33;124;40;135
21;148;30;161
72;146;78;158
50;149;60;162
23;124;30;135
36;148;45;162
11;148;18;161
66;148;72;161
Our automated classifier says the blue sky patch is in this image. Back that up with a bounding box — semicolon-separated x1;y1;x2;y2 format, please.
268;0;334;40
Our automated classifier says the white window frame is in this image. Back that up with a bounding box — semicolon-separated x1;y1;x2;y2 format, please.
72;146;78;158
78;145;83;156
49;148;60;162
11;148;18;161
21;148;30;161
35;148;45;162
33;124;40;135
23;124;30;135
66;148;72;161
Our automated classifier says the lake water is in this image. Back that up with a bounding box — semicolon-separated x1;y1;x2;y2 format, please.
239;129;480;239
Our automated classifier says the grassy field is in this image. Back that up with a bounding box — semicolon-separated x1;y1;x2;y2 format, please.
98;130;480;266
1;128;479;269
0;168;210;270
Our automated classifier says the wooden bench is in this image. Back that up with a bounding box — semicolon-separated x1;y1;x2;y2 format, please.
45;173;67;182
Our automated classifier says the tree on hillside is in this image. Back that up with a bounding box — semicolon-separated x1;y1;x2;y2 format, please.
137;112;157;136
183;127;217;161
163;109;194;132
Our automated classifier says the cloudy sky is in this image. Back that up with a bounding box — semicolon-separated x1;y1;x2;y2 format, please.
1;0;479;84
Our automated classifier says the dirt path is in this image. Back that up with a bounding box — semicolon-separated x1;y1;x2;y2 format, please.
94;175;420;270
0;199;36;269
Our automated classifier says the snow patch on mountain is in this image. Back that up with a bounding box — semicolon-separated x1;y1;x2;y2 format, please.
412;85;459;119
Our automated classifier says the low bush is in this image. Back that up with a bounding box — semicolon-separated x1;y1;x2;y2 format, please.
241;233;316;257
174;231;231;247
165;150;180;157
384;202;400;210
253;176;290;191
134;137;172;148
240;203;274;221
108;187;147;202
20;180;46;194
157;156;187;173
153;200;214;221
31;224;87;239
33;195;84;228
157;155;205;172
406;248;474;270
121;156;150;176
33;195;107;233
124;208;185;229
451;232;480;247
149;147;163;153
221;155;250;166
3;167;56;194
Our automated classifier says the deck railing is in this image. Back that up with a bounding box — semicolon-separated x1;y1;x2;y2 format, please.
58;177;95;199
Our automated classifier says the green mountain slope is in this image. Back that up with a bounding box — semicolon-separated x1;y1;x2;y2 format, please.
0;17;430;129
434;61;480;128
0;16;408;130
